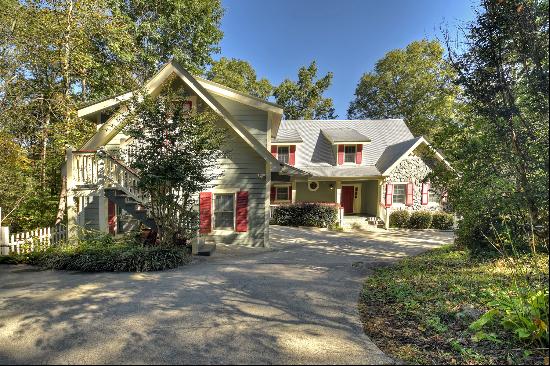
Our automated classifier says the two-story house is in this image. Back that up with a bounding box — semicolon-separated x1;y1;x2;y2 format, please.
65;61;450;249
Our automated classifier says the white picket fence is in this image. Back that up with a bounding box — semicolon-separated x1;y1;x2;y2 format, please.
0;225;66;255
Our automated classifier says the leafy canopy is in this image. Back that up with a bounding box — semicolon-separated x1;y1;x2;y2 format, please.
348;40;460;139
206;57;273;100
274;61;337;120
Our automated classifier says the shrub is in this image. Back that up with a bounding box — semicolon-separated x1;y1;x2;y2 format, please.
408;211;433;229
271;203;337;228
431;211;454;230
389;210;410;228
2;232;191;272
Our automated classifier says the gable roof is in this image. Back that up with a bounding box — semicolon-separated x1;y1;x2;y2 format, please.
277;119;414;169
78;61;281;168
321;128;371;144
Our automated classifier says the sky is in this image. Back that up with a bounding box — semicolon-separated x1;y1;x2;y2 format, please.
216;0;478;118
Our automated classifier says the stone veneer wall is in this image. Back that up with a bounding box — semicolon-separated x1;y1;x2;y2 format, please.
382;152;440;211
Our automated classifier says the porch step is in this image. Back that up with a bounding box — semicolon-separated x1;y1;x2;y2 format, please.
342;215;384;230
197;243;216;256
104;188;157;230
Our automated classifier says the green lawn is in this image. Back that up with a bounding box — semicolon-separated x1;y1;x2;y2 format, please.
359;245;549;365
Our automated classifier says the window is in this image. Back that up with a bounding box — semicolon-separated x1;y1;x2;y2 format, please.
277;146;289;164
393;184;406;204
214;194;234;229
276;186;289;201
344;145;356;163
429;189;441;204
308;181;319;191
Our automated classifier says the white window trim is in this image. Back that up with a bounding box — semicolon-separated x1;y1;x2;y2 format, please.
343;144;357;165
277;145;290;164
307;180;320;192
391;182;408;207
427;189;441;206
211;189;237;233
273;184;292;203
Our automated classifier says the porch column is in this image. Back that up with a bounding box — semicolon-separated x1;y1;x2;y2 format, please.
97;152;108;234
66;147;78;239
291;180;296;204
335;181;342;206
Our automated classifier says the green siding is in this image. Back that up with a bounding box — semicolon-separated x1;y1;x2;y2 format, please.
295;181;336;203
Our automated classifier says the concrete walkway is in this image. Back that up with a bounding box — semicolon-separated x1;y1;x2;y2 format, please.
0;226;453;364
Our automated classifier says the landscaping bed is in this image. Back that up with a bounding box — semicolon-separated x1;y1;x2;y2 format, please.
0;233;192;272
359;245;549;365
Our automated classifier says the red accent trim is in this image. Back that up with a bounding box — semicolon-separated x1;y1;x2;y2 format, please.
406;182;414;206
236;191;248;232
108;200;117;235
421;182;430;205
270;186;276;202
271;145;278;159
199;192;212;233
288;186;293;202
337;145;344;165
289;145;296;166
356;144;363;164
385;183;394;208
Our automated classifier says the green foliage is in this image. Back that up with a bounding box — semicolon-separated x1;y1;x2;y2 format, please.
273;61;337;119
408;211;433;229
125;84;227;245
271;203;338;228
3;232;191;272
359;245;549;364
348;40;460;139
389;210;410;228
206;57;273;100
431;211;454;230
444;0;549;252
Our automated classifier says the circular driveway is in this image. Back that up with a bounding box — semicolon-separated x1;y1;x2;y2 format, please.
0;226;453;364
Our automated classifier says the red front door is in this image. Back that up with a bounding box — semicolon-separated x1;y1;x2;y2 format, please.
341;186;355;214
108;200;117;235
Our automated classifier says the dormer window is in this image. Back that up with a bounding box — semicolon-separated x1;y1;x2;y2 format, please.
277;146;290;164
344;145;357;163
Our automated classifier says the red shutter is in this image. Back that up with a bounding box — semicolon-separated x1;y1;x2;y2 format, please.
271;145;278;159
199;192;212;233
270;186;276;202
406;182;414;206
356;144;363;164
337;145;344;165
421;182;430;205
289;145;296;166
236;191;248;232
385;183;394;207
288;186;292;202
108;200;117;235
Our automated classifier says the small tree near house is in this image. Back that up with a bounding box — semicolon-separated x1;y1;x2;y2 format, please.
125;88;227;246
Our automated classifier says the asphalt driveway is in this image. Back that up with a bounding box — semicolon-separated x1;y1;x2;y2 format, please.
0;226;453;364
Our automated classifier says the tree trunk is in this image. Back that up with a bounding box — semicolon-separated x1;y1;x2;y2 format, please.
55;174;67;225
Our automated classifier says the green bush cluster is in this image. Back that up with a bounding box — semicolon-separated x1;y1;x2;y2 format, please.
2;232;192;272
389;210;454;230
271;203;338;228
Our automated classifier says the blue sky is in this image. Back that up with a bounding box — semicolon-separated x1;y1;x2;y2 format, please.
216;0;478;117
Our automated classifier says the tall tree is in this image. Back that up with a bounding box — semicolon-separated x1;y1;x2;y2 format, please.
444;0;549;251
206;57;272;100
348;40;460;139
115;0;224;82
273;61;337;120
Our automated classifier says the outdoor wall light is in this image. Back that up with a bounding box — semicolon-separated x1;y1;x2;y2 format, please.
329;184;334;190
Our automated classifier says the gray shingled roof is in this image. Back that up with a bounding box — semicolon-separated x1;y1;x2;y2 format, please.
301;166;381;178
321;128;371;143
375;137;422;174
272;129;303;143
278;119;414;176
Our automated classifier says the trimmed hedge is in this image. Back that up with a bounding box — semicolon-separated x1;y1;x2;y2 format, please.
389;210;411;228
1;233;192;272
408;211;433;229
431;212;454;230
271;203;338;228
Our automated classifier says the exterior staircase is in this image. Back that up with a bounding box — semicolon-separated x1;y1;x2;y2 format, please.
342;215;385;230
70;149;215;255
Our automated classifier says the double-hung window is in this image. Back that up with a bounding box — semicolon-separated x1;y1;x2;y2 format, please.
277;146;289;164
275;186;290;201
428;189;440;204
344;145;356;163
214;194;234;229
393;184;406;204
